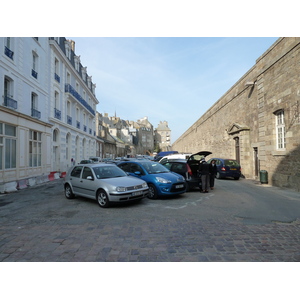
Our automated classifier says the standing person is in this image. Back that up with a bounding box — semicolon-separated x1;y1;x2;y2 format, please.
209;159;218;190
198;158;210;193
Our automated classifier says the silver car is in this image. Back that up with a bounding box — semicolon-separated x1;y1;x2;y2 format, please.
64;163;149;208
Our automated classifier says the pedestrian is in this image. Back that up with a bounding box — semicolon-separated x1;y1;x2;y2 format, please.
198;158;210;193
209;159;218;190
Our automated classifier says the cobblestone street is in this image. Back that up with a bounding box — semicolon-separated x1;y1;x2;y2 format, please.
0;178;299;262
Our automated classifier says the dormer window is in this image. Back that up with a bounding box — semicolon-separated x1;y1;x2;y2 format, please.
64;40;71;59
82;67;87;81
74;55;80;71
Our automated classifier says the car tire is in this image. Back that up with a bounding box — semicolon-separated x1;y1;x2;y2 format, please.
65;184;75;199
147;184;158;199
216;172;222;179
97;189;110;208
234;177;240;180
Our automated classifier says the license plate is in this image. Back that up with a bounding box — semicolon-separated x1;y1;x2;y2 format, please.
230;168;237;170
132;191;143;196
175;184;184;189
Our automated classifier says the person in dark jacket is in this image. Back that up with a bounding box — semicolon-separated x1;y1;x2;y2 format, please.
209;159;218;190
198;158;210;193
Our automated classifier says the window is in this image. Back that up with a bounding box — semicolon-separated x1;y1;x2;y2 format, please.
54;58;60;82
275;110;286;150
31;93;40;118
29;130;42;167
74;55;80;71
71;166;83;178
4;37;14;59
0;123;17;169
32;52;38;79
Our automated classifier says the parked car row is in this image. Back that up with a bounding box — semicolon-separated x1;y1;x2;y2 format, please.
64;152;241;208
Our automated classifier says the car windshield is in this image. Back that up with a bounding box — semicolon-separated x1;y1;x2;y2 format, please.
139;162;170;174
224;160;240;167
93;165;127;179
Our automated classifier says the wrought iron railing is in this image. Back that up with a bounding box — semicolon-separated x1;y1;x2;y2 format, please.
55;73;60;83
65;84;95;115
31;108;41;119
54;108;61;120
32;69;38;79
5;46;14;59
4;96;17;109
67;115;72;125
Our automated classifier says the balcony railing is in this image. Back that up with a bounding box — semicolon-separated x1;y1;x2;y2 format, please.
31;108;41;119
5;46;14;60
54;108;61;120
32;69;38;79
4;96;17;109
55;73;60;83
67;115;72;125
65;84;95;115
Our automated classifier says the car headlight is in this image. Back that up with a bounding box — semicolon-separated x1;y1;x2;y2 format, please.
116;186;127;192
156;177;171;184
178;176;185;181
142;182;148;188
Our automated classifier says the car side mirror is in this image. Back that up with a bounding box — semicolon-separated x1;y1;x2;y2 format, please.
134;171;141;175
86;176;94;180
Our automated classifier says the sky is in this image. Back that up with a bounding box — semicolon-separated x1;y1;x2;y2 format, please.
68;37;279;143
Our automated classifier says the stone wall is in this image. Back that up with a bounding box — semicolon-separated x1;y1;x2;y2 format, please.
173;37;300;191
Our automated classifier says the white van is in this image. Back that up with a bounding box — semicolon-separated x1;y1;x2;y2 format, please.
159;153;191;164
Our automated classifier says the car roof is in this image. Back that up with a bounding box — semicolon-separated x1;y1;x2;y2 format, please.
76;162;117;167
161;159;187;163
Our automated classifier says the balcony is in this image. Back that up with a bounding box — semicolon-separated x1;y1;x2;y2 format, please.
5;46;14;60
32;69;38;79
4;96;17;109
65;84;95;115
55;73;60;83
31;108;41;119
67;115;72;125
54;108;61;120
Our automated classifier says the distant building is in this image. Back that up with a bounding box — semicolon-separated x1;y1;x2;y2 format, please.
155;121;171;151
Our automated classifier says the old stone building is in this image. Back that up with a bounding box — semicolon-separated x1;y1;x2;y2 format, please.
155;121;171;151
173;37;300;192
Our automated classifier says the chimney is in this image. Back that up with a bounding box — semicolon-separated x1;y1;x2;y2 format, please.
69;40;75;51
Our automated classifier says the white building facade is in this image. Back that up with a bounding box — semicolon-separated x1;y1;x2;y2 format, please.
0;37;52;188
0;37;98;191
49;38;98;172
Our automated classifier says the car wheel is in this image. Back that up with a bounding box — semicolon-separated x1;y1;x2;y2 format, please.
216;172;222;179
147;184;158;199
97;189;110;208
65;184;75;199
234;176;240;180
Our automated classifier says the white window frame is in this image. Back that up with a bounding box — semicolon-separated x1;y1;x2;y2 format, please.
275;110;286;150
29;130;42;167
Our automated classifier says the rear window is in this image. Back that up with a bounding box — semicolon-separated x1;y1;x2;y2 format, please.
224;160;240;167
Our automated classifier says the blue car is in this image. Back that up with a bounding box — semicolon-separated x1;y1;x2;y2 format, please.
117;160;186;199
207;158;241;180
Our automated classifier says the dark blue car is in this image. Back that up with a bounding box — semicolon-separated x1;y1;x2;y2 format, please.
207;158;241;180
117;160;186;199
